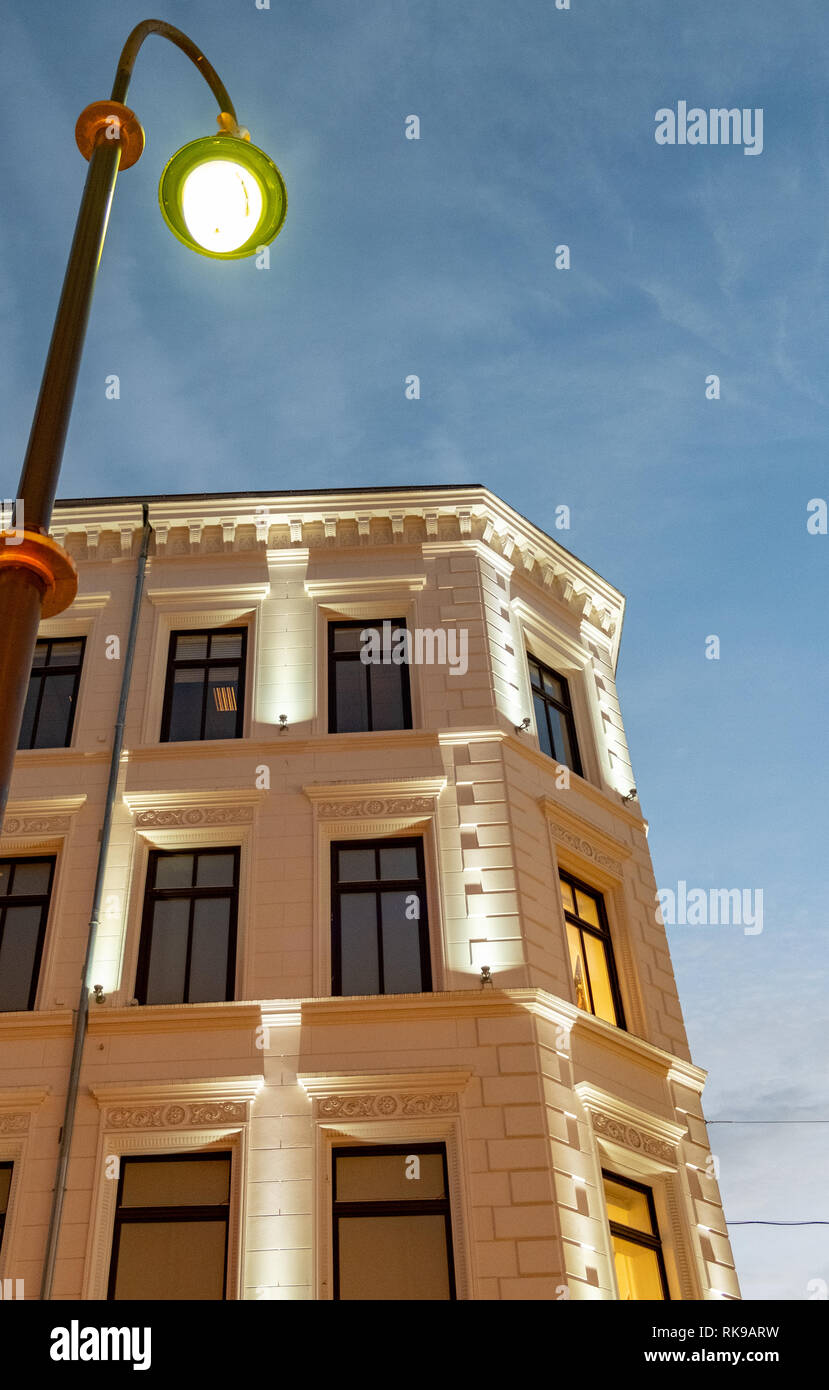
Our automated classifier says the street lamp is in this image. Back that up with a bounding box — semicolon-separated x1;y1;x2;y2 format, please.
0;19;287;826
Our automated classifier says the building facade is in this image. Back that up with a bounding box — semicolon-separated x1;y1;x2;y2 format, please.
0;484;740;1300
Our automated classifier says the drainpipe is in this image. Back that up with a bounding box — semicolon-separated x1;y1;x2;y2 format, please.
40;502;151;1300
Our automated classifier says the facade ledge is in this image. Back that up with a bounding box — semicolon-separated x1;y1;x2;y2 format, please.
0;1009;74;1041
576;1081;689;1152
123;787;266;830
540;793;634;878
90;1075;264;1109
303;776;446;817
298;1068;472;1098
87;1000;262;1036
304;573;427;598
0;1085;50;1111
124;729;444;760
145;580;270;608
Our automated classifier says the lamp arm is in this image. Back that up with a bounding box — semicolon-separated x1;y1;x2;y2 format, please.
110;18;237;120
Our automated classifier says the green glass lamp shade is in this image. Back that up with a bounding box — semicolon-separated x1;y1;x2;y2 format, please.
158;134;287;259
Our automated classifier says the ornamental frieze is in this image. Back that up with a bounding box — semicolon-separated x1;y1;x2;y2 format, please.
316;1092;458;1119
134;806;254;828
316;797;434;820
592;1109;675;1163
2;815;72;836
548;822;623;878
0;1112;30;1135
105;1101;245;1129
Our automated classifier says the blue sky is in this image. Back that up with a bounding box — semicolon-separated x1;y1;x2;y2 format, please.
3;0;828;1300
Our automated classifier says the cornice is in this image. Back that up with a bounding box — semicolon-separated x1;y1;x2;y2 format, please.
125;729;444;761
298;1067;472;1121
576;1081;689;1159
90;1075;264;1132
0;1010;74;1041
51;487;625;669
146;581;269;608
298;1068;472;1098
304;574;427;598
123;788;266;829
90;1076;264;1107
303;776;446;818
0;1086;50;1110
539;794;634;878
87;1001;262;1036
11;748;110;768
1;795;87;841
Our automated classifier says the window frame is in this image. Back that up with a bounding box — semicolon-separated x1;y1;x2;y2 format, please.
330;836;432;997
602;1168;671;1301
559;868;626;1029
106;1151;232;1301
327;618;413;734
159;626;247;743
528;653;583;776
18;636;86;751
134;847;240;1007
0;1161;12;1255
331;1142;456;1301
0;855;56;1012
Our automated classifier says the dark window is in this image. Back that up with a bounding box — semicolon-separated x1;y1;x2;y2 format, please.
108;1153;231;1300
328;620;412;733
333;1144;455;1300
558;871;626;1028
160;628;246;742
331;838;431;996
0;1162;12;1254
603;1170;670;1300
0;857;55;1011
135;850;239;1005
528;655;582;775
18;637;85;749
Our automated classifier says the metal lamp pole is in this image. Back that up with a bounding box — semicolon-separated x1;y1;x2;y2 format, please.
0;20;268;1301
0;20;239;830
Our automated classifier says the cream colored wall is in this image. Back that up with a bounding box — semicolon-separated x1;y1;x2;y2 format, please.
0;493;739;1300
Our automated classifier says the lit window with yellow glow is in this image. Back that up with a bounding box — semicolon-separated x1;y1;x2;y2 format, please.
603;1171;669;1300
558;872;625;1028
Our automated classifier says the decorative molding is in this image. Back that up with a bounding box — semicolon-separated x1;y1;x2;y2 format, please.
0;1112;30;1135
135;805;254;829
300;1071;471;1132
124;788;265;831
548;822;624;878
304;776;445;823
145;582;269;609
299;1068;472;1103
321;796;433;820
91;1075;264;1117
304;574;427;599
103;1100;246;1131
315;1092;459;1119
591;1109;675;1163
1;795;86;840
540;795;632;879
87;1001;261;1038
576;1082;687;1165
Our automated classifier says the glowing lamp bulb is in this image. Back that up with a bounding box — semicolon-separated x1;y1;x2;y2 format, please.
159;133;287;260
181;159;264;253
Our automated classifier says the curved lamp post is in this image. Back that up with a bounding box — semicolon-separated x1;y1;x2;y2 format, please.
0;19;287;828
0;19;287;1299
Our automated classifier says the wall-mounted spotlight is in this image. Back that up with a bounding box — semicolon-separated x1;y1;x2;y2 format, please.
278;714;289;735
92;984;105;1003
514;717;531;734
480;965;493;988
621;787;638;803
